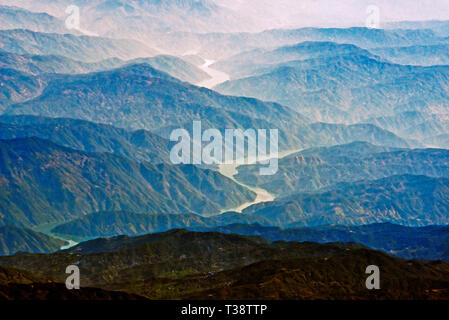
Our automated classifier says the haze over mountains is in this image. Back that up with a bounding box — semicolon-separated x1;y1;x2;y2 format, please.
0;29;158;62
0;0;449;300
0;50;210;83
215;42;449;123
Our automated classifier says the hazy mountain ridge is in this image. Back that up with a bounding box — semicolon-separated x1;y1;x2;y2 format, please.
0;0;256;38
386;20;449;37
361;112;449;148
1;63;412;152
0;5;70;34
216;50;449;122
0;50;210;83
213;41;380;79
4;63;306;134
155;26;448;59
0;29;158;62
372;44;449;66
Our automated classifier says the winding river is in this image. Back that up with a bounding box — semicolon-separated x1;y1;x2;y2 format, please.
197;59;230;89
217;148;302;213
33;57;292;248
195;59;304;213
195;59;278;212
33;223;79;249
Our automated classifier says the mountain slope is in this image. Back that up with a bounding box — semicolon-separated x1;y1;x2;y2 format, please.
0;137;255;227
50;211;270;240
0;68;45;112
216;52;449;122
362;112;449;148
0;5;69;34
0;29;157;62
0;225;66;255
0;265;145;300
0;50;210;84
0;230;447;300
213;41;379;79
0;115;172;163
3;63;309;150
373;44;449;66
179;253;449;300
243;175;449;227
235;142;449;195
198;223;449;262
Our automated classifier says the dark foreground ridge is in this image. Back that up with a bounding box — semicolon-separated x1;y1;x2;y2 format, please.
0;230;448;300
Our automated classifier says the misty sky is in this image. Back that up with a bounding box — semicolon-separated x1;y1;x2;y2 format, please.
220;0;449;28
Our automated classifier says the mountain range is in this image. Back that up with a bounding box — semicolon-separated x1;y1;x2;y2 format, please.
49;210;449;263
1;62;414;152
0;229;447;299
242;174;449;227
0;137;255;227
0;115;172;163
0;1;255;37
0;225;66;255
0;5;70;34
215;45;449;123
158;26;448;59
1;1;449;302
0;29;157;62
1;61;412;152
196;223;449;262
2;63;306;143
0;50;210;83
235;141;449;195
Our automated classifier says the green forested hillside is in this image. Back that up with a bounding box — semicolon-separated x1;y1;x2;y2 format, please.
243;175;449;227
0;230;447;300
236;142;449;195
0;225;66;255
0;137;255;227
